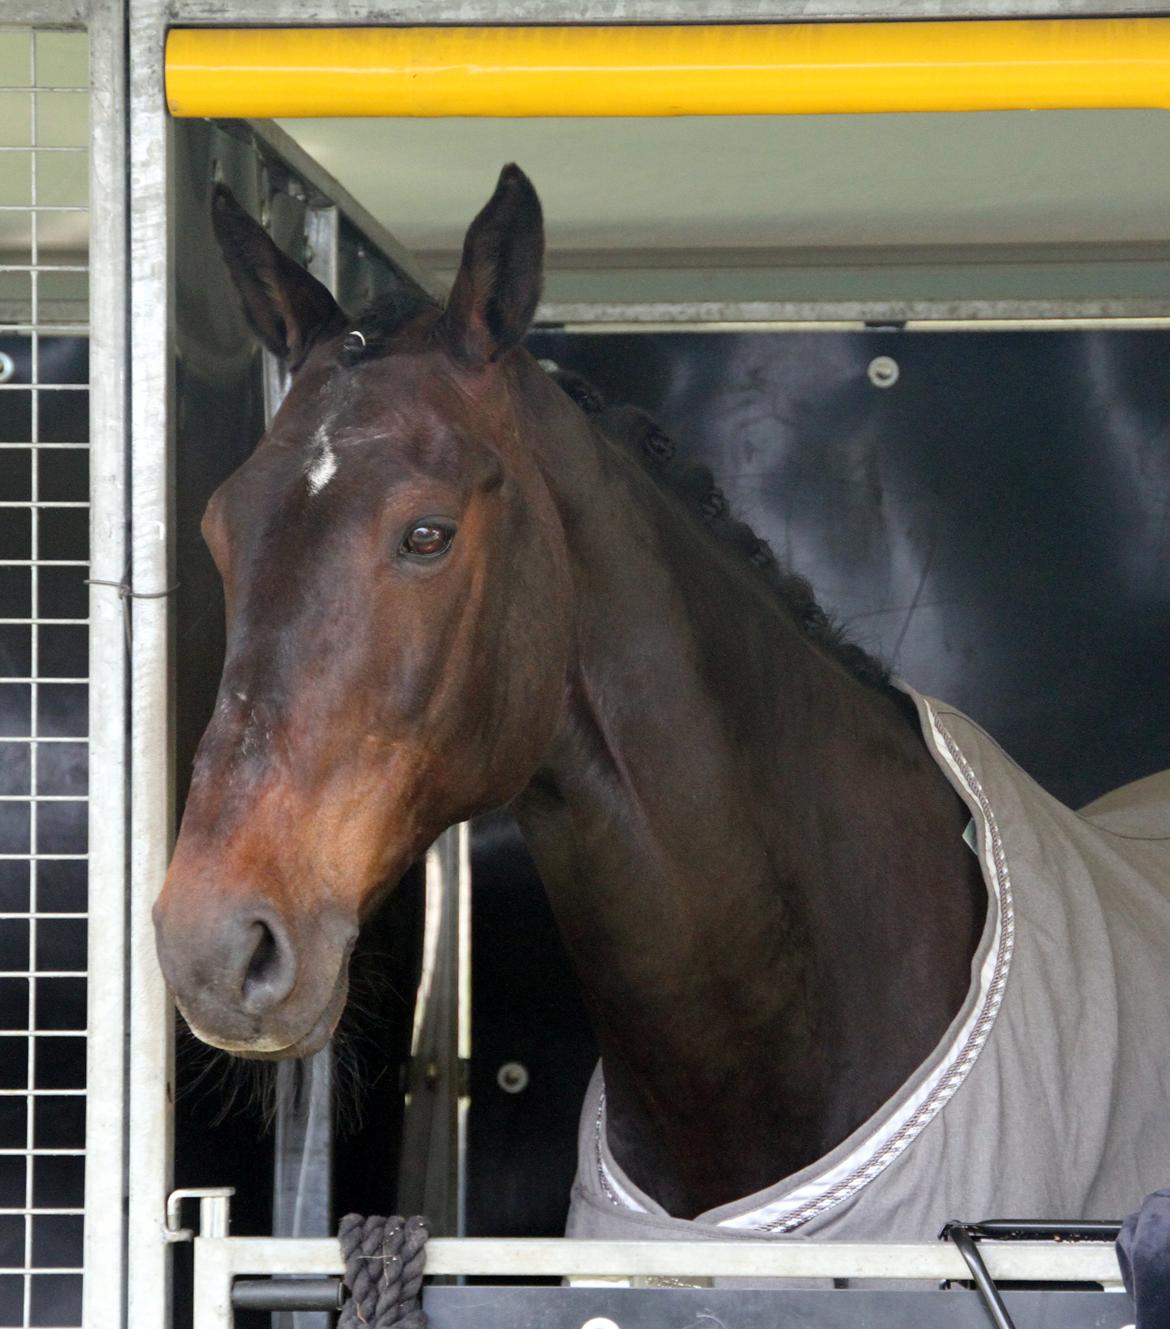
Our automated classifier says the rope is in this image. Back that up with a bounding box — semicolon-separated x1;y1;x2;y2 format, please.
338;1213;430;1329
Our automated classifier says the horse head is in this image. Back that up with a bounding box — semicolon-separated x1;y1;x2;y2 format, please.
154;167;573;1058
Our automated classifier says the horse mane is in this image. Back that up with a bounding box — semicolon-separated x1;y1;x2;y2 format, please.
548;367;894;695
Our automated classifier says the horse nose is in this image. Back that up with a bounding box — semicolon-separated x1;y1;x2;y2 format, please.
153;896;298;1021
238;913;297;1014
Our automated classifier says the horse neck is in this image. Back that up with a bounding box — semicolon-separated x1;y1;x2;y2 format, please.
511;380;986;1219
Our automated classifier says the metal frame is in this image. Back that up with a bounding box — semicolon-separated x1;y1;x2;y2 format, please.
113;1;1168;1325
0;4;131;1326
178;1194;1129;1329
126;3;175;1326
85;9;131;1329
152;2;1170;21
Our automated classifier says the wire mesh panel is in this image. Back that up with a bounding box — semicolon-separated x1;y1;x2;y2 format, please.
0;27;89;1329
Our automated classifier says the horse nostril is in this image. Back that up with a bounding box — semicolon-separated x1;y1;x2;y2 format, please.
240;916;296;1013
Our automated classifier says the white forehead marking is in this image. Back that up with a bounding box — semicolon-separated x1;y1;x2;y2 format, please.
305;423;338;495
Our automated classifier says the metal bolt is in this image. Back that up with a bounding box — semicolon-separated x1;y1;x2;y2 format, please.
497;1061;530;1094
867;354;899;389
0;352;14;384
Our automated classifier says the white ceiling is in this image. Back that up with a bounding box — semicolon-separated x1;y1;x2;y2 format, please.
279;110;1170;257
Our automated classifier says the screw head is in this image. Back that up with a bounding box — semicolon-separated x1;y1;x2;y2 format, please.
867;355;899;389
496;1061;530;1094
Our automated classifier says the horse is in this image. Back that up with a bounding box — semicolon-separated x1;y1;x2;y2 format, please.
154;165;1170;1240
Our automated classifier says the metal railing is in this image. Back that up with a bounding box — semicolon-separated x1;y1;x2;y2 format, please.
170;1190;1129;1329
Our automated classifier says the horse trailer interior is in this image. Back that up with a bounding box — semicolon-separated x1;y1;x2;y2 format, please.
2;2;1170;1326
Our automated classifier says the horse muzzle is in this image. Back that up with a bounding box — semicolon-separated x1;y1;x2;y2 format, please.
152;887;357;1059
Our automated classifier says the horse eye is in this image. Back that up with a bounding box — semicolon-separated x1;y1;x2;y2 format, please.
401;522;455;559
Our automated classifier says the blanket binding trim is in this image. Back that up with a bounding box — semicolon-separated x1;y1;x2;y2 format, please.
592;704;1017;1233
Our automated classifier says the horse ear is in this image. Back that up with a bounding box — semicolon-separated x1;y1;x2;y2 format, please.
441;164;543;365
211;184;342;368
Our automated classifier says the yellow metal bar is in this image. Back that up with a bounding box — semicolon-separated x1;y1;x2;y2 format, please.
165;20;1170;119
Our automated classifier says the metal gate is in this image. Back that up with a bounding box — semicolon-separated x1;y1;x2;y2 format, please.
0;6;127;1329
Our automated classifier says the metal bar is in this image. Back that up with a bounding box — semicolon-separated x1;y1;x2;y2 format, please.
398;825;471;1233
270;199;339;1329
0;2;87;23
161;2;1170;24
127;0;176;1325
422;1286;1135;1329
192;1235;1125;1284
534;299;1170;326
167;19;1170;118
232;1280;345;1312
944;1225;1017;1329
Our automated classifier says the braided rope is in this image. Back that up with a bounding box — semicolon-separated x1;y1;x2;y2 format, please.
338;1213;430;1328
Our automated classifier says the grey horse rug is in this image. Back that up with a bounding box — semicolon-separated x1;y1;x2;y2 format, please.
568;684;1170;1242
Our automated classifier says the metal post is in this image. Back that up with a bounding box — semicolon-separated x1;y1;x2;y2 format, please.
84;4;131;1327
126;0;176;1324
269;194;339;1329
398;824;472;1234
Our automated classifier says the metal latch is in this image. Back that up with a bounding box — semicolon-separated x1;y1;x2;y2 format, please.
165;1186;236;1242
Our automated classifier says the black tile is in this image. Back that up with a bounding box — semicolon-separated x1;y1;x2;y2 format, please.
36;391;86;446
0;509;29;560
36;450;87;504
0;570;29;620
34;979;84;1034
0;1159;24;1209
34;1037;84;1091
35;802;85;856
34;919;85;972
34;862;83;914
0;628;30;679
36;625;86;680
0;1097;26;1149
35;685;86;739
34;744;85;798
0;1274;21;1326
0;1216;22;1269
0;864;28;914
36;339;87;388
0;805;30;856
0;686;31;738
32;1097;82;1151
0;391;31;446
0;921;29;973
0;744;30;796
0;1040;28;1091
0;979;28;1032
31;1154;82;1207
30;1273;82;1325
32;1214;82;1269
36;568;85;620
36;509;86;562
0;453;30;503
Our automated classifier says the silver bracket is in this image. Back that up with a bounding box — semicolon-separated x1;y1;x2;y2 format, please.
165;1186;236;1243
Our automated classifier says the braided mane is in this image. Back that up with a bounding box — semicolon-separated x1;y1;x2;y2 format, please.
549;368;893;695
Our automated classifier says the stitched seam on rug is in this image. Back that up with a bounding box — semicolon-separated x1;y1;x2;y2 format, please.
595;1091;626;1208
